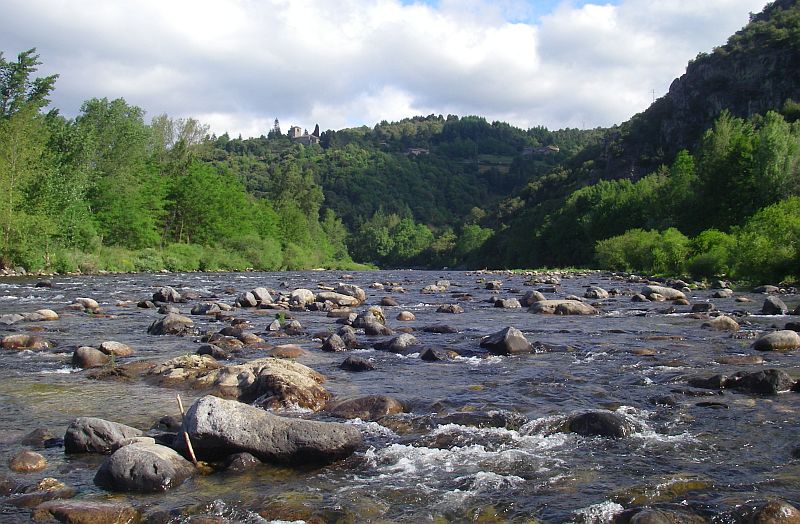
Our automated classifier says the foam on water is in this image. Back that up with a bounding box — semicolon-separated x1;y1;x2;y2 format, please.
570;500;625;523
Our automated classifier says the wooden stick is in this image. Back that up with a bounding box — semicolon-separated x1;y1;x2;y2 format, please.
177;395;198;466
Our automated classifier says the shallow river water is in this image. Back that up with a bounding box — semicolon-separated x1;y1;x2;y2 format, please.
0;270;799;523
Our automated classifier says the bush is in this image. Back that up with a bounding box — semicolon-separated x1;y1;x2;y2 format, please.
686;229;735;278
162;243;203;272
96;247;136;273
222;234;282;270
595;228;689;275
133;248;165;273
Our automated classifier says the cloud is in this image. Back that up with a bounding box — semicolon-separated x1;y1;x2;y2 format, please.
0;0;769;136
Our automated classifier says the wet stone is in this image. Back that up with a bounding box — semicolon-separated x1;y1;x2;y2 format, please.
9;450;47;472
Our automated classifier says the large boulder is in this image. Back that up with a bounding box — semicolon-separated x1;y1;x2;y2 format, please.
374;333;419;353
641;285;686;301
24;309;59;322
480;327;532;356
326;395;405;421
148;356;330;411
762;296;789;315
290;289;316;308
753;330;800;351
98;341;134;358
584;286;609;300
147;313;194;336
64;417;143;454
494;298;522;309
183;395;362;465
94;442;194;493
529;300;597;315
566;411;638;438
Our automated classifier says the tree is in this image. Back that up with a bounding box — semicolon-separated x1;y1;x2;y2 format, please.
268;118;282;139
0;48;58;119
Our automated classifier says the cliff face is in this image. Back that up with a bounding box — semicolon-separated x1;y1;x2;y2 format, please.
600;0;800;179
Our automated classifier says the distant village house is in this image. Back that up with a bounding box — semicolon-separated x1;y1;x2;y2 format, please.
406;147;429;156
522;144;560;156
289;125;320;146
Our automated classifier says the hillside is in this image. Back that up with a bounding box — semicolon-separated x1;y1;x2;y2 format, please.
478;0;800;281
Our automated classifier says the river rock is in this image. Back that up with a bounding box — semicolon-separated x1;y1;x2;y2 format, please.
74;297;100;311
397;311;415;321
149;356;330;410
762;296;789;315
713;288;734;299
153;286;181;303
24;309;59;322
485;280;502;290
326;395;405;421
236;291;259;307
94;442;194;493
480;326;532;355
381;297;400;307
353;306;386;327
334;283;366;304
9;450;47;472
702;315;740;332
731;499;800;523
289;289;315;308
192;302;222;315
754;285;781;294
32;500;141;524
374;333;418;353
529;300;597;315
419;347;458;361
753;330;800;351
567;411;638;438
147;313;194;335
336;325;360;348
0;313;25;325
317;291;360;307
98;341;134;357
1;334;53;350
72;346;110;369
727;369;796;395
584;286;609;299
322;334;347;352
364;321;393;336
268;344;306;359
691;302;716;313
423;324;458;334
64;417;143;454
339;356;374;372
197;344;230;360
183;395;362;465
642;285;686;301
614;504;708;523
494;298;522;309
521;290;547;306
436;304;464;314
157;305;180;315
787;321;800;332
4;477;75;509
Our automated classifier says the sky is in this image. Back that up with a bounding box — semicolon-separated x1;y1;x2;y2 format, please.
0;0;771;138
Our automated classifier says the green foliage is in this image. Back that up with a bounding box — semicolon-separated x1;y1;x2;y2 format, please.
0;48;58;118
595;228;689;275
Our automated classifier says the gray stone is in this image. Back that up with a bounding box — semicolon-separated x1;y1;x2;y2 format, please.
480;326;532;355
183;395;362;465
326;395;405;421
529;300;597;315
753;330;800;351
567;411;638;438
94;442;194;492
153;286;181;303
762;296;789;315
64;417;143;454
72;346;110;369
642;285;686;301
147;313;194;335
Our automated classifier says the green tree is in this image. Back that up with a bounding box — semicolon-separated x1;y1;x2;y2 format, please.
0;48;58;118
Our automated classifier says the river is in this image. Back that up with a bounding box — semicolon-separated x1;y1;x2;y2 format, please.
0;270;798;523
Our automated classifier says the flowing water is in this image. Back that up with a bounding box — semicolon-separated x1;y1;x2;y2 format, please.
0;270;798;523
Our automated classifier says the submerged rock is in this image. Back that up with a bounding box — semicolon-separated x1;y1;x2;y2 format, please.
727;369;796;395
94;442;194;493
8;450;47;472
32;500;141;524
641;285;686;301
339;356;374;372
326;395;405;421
64;417;143;454
567;411;638;438
183;395;362;465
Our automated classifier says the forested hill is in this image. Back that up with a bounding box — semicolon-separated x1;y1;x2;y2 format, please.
479;0;800;283
207;116;603;267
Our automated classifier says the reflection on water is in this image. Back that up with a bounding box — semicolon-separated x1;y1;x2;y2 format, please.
0;270;798;522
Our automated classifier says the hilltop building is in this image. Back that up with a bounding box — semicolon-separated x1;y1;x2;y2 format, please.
289;125;320;146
